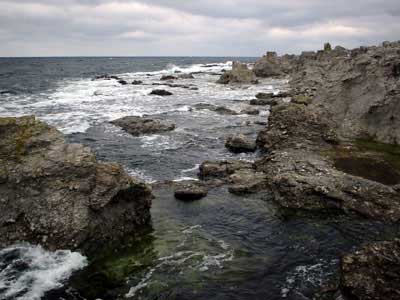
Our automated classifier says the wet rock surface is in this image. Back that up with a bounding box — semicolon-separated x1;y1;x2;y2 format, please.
0;116;153;251
341;240;400;300
193;103;238;115
225;134;256;153
110;116;175;136
174;181;208;201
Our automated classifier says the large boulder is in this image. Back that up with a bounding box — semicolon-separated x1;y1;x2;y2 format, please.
111;116;175;136
0;116;153;251
341;240;400;300
217;62;258;84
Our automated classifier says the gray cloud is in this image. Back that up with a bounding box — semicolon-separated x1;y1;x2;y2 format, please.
0;0;399;56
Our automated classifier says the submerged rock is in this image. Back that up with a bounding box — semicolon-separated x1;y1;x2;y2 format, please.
249;98;279;106
240;107;260;115
217;62;258;85
225;134;256;153
149;89;173;96
0;116;153;251
341;240;400;300
174;181;208;201
111;116;175;136
132;80;143;85
178;73;195;79
160;75;177;81
193;103;238;115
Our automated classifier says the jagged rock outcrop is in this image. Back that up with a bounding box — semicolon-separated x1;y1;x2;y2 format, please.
217;62;258;84
253;52;297;77
0;116;153;251
341;240;400;300
290;41;400;144
111;116;175;136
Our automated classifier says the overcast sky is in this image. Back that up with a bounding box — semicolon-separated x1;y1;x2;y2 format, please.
1;0;399;57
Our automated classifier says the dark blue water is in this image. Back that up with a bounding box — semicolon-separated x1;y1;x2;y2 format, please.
0;57;398;300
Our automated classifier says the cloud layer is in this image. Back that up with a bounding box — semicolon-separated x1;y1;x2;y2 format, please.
1;0;399;56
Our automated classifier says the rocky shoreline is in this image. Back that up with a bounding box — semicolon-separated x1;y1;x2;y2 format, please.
1;41;400;299
196;41;400;299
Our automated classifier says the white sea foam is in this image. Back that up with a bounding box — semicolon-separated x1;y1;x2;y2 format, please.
0;244;87;300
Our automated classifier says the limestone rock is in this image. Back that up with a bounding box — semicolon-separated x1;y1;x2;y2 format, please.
0;116;153;251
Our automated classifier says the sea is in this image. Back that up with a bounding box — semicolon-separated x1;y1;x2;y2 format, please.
0;57;397;300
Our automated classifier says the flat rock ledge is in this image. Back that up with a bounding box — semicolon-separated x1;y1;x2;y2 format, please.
111;116;175;136
0;116;153;251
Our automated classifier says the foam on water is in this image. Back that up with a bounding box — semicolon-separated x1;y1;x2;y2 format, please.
0;244;87;300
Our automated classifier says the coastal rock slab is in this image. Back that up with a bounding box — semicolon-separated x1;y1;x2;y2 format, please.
111;116;175;136
0;116;153;251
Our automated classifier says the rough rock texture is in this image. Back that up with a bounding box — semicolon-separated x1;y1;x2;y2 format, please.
174;181;208;201
341;240;400;300
217;62;258;84
0;116;153;251
290;41;400;144
225;134;256;153
111;116;175;136
255;103;400;222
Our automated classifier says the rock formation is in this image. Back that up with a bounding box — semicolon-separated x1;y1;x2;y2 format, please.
0;116;153;251
217;61;258;84
111;116;175;136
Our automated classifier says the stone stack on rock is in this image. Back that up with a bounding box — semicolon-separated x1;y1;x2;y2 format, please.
0;116;153;251
217;61;258;84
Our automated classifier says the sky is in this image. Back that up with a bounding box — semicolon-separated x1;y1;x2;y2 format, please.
0;0;399;57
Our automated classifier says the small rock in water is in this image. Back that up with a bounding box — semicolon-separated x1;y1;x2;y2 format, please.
111;116;175;136
150;89;173;96
132;80;143;85
250;98;278;106
225;134;256;153
118;80;128;85
160;75;177;81
174;181;208;201
240;107;260;115
178;73;195;79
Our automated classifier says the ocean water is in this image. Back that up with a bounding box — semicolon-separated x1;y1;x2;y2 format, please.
0;57;398;300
